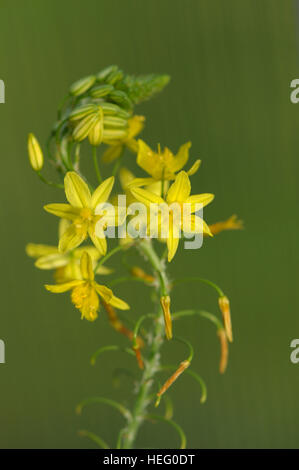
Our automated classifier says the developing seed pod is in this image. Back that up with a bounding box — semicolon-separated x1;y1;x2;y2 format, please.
27;133;44;171
103;116;128;129
69;104;98;121
69;75;96;96
90;84;114;99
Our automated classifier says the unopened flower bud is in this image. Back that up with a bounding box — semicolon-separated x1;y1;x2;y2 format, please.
218;295;233;342
96;65;118;82
100;102;130;119
27;133;44;171
73;113;98;142
69;75;96;96
90;84;114;98
103;116;128;129
109;90;132;109
105;70;124;85
160;295;172;340
88;116;103;146
69;104;98;121
102;128;127;142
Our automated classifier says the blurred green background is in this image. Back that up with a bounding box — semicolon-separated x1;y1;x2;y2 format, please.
0;0;298;448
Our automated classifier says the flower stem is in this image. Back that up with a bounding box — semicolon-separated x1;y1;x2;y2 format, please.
92;146;102;183
120;240;169;449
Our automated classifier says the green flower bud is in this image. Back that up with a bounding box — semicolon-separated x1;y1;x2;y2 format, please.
69;104;98;121
72;113;98;142
105;70;124;85
88;117;104;146
90;84;114;98
103;116;128;129
96;65;118;82
27;133;44;171
100;102;130;119
108;90;132;110
102;128;127;142
69;75;96;96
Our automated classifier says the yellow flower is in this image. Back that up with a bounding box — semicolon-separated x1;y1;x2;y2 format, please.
129;140;201;188
45;252;129;322
102;115;145;163
130;171;214;262
44;171;123;255
26;221;111;284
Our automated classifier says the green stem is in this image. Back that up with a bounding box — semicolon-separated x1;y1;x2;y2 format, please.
137;240;168;296
120;240;169;449
94;244;126;272
92;146;102;183
172;277;224;297
37;171;64;189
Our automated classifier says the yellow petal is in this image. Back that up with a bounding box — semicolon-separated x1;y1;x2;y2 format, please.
187;215;213;236
64;171;91;208
45;280;83;293
35;253;68;269
127;115;145;139
44;203;80;220
129;187;165;208
102;144;123;164
95;265;113;275
109;295;130;310
147;180;169;196
88;227;107;255
26;243;58;258
94;283;113;302
127;177;157;188
167;218;180;262
80;252;94;281
187;159;201;176
169;142;191;173
74;246;101;260
95;204;126;227
185;193;214;212
58;219;71;238
166;171;191;203
119;167;135;190
91;176;114;209
58;224;87;252
136;139;155;176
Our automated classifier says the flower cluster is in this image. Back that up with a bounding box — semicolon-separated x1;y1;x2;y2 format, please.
27;66;242;449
